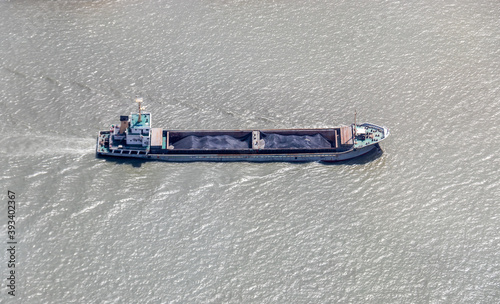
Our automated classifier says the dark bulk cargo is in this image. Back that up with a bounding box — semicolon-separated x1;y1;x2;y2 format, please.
261;133;332;149
171;135;251;150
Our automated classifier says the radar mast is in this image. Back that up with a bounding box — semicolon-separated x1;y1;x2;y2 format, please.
136;98;144;123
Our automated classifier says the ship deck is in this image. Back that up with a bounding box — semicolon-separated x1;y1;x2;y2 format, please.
354;124;386;148
97;122;388;161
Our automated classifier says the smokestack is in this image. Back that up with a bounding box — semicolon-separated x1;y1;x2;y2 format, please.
119;115;129;134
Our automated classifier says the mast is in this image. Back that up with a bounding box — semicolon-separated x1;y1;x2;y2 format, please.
136;98;144;123
354;110;357;136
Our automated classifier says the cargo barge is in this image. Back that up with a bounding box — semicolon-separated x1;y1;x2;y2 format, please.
96;99;389;162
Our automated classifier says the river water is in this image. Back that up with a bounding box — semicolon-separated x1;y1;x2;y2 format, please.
1;0;500;303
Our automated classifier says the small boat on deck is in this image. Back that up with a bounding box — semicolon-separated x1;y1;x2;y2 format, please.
96;99;389;162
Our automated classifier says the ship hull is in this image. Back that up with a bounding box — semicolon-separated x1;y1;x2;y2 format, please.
96;144;377;163
96;104;389;163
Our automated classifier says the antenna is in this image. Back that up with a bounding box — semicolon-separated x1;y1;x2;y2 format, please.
136;98;143;122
